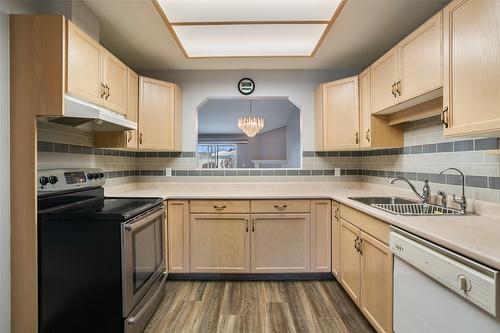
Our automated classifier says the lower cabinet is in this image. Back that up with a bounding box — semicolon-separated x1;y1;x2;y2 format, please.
360;231;393;333
167;201;190;273
339;219;361;305
190;214;250;273
311;200;332;272
251;214;310;273
339;205;393;333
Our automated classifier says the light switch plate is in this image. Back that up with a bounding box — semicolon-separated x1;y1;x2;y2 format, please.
165;168;172;176
335;168;341;176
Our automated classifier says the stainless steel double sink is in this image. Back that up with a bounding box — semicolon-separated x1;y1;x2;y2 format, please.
349;197;465;216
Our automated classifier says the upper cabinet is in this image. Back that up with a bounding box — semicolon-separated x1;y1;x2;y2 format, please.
314;76;360;151
442;0;500;137
371;12;443;114
139;76;182;151
67;21;128;115
67;21;103;106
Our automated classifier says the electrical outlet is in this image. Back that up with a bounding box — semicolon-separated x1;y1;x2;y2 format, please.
165;168;172;176
335;168;341;176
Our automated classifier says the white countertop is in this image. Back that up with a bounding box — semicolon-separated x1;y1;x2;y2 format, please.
106;181;500;270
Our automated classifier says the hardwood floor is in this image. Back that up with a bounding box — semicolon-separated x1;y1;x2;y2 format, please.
144;279;375;333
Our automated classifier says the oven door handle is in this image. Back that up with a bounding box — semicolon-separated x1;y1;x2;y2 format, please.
127;271;167;325
124;207;164;232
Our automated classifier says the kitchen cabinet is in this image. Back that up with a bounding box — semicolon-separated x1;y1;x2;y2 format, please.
339;219;361;305
370;47;399;113
339;204;392;333
442;0;500;137
139;76;182;151
371;12;443;115
360;231;393;333
66;21;103;106
66;21;129;115
102;50;128;115
359;68;403;148
311;200;331;272
314;76;359;150
190;200;250;214
190;214;250;273
251;214;310;273
251;200;310;213
331;201;341;279
94;68;139;149
167;201;189;273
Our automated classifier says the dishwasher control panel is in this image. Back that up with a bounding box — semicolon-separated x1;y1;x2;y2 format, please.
390;229;498;317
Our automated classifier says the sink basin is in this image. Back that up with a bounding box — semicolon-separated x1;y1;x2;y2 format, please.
349;196;418;205
349;197;465;216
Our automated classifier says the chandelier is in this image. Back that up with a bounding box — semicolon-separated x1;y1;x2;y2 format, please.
238;99;264;137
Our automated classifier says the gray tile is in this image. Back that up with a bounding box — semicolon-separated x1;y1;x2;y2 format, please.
299;170;311;176
286;170;299;176
315;152;327;157
410;145;423;154
489;177;500;190
417;173;430;182
327;151;339;157
93;148;104;156
475;138;499;151
311;170;323;176
386;171;396;178
200;170;213;176
324;169;335;176
188;170;200;176
237;170;250;176
140;170;152;176
405;172;417;180
145;152;158;157
119;151;127;157
69;144;82;154
396;171;405;178
182;152;196;158
158;152;170;157
224;170;237;176
422;144;437;154
212;170;224;176
82;146;93;155
249;170;262;176
135;152;146;157
104;149;113;156
430;173;446;184
37;141;53;152
454;140;473;152
302;151;315;157
446;174;463;186
170;152;182;158
175;170;188;176
112;150;120;157
54;143;68;153
274;170;286;176
465;175;487;188
437;142;453;153
339;151;351;157
262;170;275;176
116;171;124;177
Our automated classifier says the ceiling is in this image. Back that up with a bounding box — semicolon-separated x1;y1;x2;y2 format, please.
198;98;299;135
83;0;448;70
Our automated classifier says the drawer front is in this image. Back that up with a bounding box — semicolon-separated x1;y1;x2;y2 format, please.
190;200;250;213
340;204;389;245
251;200;311;213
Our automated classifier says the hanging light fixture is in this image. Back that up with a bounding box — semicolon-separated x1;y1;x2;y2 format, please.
238;99;264;137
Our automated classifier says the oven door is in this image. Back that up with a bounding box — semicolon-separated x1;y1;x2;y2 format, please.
122;206;165;316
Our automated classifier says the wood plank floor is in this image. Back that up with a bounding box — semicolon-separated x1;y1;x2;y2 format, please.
144;279;375;333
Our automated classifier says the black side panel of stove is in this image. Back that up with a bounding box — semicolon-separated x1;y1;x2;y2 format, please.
38;215;123;333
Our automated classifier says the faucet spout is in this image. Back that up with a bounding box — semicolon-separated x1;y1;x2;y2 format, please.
388;176;431;203
439;168;467;214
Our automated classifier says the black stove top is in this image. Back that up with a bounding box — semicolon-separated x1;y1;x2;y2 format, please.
38;187;163;221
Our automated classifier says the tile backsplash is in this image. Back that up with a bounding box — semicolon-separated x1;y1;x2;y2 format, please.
37;116;500;203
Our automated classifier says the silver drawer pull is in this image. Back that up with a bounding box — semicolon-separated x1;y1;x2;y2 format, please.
213;205;227;210
274;204;287;210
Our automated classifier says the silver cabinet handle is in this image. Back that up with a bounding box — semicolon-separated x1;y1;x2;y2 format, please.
213;205;227;211
127;131;133;143
274;204;287;210
366;129;370;142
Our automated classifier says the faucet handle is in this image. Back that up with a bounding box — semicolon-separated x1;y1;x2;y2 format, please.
437;191;447;208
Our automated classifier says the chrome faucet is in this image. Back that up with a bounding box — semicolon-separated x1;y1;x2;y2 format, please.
388;177;431;204
437;191;448;208
440;167;467;214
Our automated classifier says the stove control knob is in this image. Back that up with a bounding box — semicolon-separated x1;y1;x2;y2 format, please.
39;176;49;186
99;172;104;179
48;176;58;184
87;173;94;180
93;173;100;180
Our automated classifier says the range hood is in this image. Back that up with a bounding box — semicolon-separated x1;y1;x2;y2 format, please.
46;95;137;132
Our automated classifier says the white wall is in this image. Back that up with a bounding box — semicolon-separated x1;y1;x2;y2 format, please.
140;69;357;151
0;9;10;333
286;109;301;167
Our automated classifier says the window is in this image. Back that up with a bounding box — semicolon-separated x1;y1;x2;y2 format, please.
198;144;238;169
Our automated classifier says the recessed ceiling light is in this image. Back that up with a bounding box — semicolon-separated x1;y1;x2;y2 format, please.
154;0;345;58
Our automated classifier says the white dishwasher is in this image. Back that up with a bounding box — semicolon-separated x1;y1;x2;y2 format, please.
389;227;500;333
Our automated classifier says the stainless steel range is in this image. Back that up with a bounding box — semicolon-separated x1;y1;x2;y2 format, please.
37;168;166;333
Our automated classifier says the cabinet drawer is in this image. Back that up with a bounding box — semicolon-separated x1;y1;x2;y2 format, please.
190;200;250;213
251;200;311;213
339;204;389;245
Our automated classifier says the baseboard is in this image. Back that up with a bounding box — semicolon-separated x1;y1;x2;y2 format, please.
167;272;334;281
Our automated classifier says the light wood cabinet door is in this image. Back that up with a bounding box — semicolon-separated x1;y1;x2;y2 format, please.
139;76;180;150
190;214;250;273
251;214;310;273
398;12;442;102
102;50;128;115
167;201;189;273
311;200;331;272
339;219;361;305
126;69;138;149
66;21;103;105
322;76;360;150
331;203;341;279
360;231;393;333
443;0;500;137
359;68;372;148
371;47;398;113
